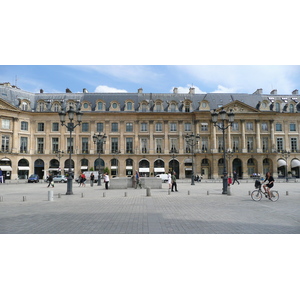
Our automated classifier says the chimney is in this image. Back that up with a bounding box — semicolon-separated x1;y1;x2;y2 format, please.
83;88;88;93
40;89;44;93
189;87;195;94
270;89;277;95
66;88;72;93
173;87;178;94
253;88;263;94
138;88;143;94
292;89;298;95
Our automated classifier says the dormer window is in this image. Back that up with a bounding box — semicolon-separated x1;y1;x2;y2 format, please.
126;102;133;110
170;103;176;112
185;103;190;112
22;102;28;111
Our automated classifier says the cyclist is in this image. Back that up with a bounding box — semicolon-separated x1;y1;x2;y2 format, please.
263;172;275;199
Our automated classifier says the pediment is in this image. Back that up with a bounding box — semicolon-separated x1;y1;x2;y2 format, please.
222;100;259;113
0;98;21;112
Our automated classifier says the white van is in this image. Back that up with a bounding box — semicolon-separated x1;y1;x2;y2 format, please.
155;174;169;182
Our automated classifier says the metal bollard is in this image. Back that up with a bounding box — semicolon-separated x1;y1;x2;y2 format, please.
0;196;3;202
48;190;53;201
188;190;190;195
168;189;170;195
58;193;61;198
227;186;231;195
207;191;209;195
103;192;106;197
146;187;151;197
81;193;84;198
23;196;26;202
248;191;251;195
124;192;127;197
286;191;289;195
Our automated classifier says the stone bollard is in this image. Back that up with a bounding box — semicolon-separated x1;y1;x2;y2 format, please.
58;193;61;198
286;191;289;196
188;190;190;195
0;196;3;202
124;192;127;197
103;192;106;197
146;187;151;197
168;189;170;195
207;191;209;195
23;196;26;202
227;186;231;195
48;190;53;201
248;191;251;195
81;193;84;198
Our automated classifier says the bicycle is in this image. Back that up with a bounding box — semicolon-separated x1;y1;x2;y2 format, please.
251;180;279;202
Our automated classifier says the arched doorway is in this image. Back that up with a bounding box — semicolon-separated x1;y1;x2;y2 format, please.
201;158;210;179
184;158;193;178
126;158;133;177
168;159;179;178
64;159;74;177
232;158;243;179
81;158;89;173
154;159;165;175
18;158;30;179
139;159;150;177
111;158;119;177
277;158;286;178
247;158;257;177
34;159;44;179
94;158;105;175
263;158;271;175
291;159;300;178
49;159;59;175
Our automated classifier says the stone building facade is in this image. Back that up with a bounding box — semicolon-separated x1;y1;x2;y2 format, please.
1;82;300;181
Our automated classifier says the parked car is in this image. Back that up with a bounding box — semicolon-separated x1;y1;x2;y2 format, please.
28;174;39;183
155;174;169;183
53;175;68;183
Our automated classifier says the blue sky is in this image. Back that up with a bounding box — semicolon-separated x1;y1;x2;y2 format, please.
1;65;300;95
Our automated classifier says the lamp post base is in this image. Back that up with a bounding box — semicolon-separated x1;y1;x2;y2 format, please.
66;177;73;195
222;176;228;194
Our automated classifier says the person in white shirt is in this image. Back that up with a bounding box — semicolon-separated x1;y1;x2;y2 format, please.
104;173;110;190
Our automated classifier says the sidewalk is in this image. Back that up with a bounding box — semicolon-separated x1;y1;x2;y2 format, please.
0;180;299;233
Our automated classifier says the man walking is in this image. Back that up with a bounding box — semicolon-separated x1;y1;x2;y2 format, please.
171;171;178;192
232;170;240;185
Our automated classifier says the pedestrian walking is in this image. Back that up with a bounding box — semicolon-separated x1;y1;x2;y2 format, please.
168;172;172;189
134;170;140;189
90;173;94;187
171;171;178;192
0;168;3;183
232;170;240;185
104;172;109;189
47;173;54;188
78;172;86;187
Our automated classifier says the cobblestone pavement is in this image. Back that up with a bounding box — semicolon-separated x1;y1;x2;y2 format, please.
0;180;299;234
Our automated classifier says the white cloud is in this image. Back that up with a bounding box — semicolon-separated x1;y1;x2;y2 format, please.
94;85;128;93
212;85;238;93
170;84;206;94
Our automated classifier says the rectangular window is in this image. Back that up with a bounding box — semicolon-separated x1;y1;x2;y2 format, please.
20;137;28;153
126;122;133;132
218;137;223;153
82;137;89;153
52;122;59;131
277;137;283;151
111;137;118;152
247;137;254;152
185;123;191;131
1;135;10;152
170;122;177;132
170;138;178;152
232;137;239;152
246;122;253;131
291;138;297;152
37;138;44;153
232;122;239;131
155;122;162;132
141;122;148;132
82;123;89;132
201;137;208;152
261;122;268;131
67;138;73;153
262;137;269;152
37;123;44;131
275;123;282;131
201;123;208;131
52;138;59;153
141;138;148;153
96;122;104;133
111;122;118;132
156;138;163;153
21;121;28;131
290;123;296;131
2;119;10;129
126;137;133;153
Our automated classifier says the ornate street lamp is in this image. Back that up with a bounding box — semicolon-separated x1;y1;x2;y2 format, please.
93;132;107;186
169;147;178;174
55;150;64;175
185;133;200;185
280;150;290;182
58;106;83;195
211;108;235;194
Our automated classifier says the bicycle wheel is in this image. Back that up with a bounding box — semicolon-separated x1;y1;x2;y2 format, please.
270;191;279;202
251;190;262;201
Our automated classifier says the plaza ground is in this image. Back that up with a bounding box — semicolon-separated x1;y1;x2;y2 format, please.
1;179;299;234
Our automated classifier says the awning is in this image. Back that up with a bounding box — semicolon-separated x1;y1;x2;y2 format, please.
64;168;74;171
0;166;12;171
81;166;88;170
291;159;300;168
1;158;10;161
139;168;150;172
277;159;286;167
185;168;192;171
126;166;133;170
154;168;165;172
48;168;59;171
111;166;118;169
18;166;30;170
